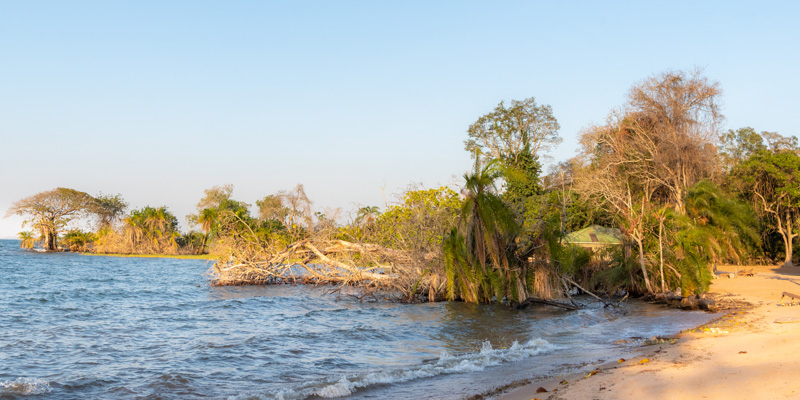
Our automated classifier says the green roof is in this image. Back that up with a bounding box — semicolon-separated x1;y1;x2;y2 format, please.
563;225;625;245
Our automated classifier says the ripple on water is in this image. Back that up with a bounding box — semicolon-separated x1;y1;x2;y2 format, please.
0;240;718;400
0;378;53;396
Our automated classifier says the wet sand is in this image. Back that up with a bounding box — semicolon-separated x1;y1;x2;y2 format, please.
497;264;800;400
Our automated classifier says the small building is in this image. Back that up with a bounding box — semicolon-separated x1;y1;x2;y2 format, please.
562;225;625;250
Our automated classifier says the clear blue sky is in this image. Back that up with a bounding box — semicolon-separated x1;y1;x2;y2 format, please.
1;1;798;238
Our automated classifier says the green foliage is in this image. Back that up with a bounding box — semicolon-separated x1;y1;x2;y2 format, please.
122;206;181;252
6;187;98;251
657;181;758;295
731;149;800;264
93;193;128;228
590;246;642;294
548;239;592;278
719;127;767;170
62;229;96;252
684;180;760;264
464;97;560;163
367;186;461;251
17;231;37;249
443;159;527;303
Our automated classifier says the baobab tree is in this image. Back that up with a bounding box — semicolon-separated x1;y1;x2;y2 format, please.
6;188;97;251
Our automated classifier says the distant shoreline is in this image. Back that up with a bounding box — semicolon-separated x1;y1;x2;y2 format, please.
79;252;218;261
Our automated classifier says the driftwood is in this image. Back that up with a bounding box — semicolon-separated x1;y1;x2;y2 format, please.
516;297;579;311
649;293;716;311
209;237;448;302
562;275;618;309
780;291;800;305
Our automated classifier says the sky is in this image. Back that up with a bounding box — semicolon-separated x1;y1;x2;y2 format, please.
1;1;798;238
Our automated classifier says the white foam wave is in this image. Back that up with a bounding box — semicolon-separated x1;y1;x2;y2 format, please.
0;378;52;395
230;338;555;400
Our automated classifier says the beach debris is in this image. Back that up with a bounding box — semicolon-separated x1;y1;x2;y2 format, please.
739;351;747;354
779;291;800;306
704;327;729;334
618;358;626;363
535;387;548;393
638;358;650;364
774;317;800;324
736;268;755;277
585;369;600;377
643;336;678;345
560;379;568;385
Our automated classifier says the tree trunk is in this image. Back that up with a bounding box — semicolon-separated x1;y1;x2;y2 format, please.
44;228;57;251
782;211;795;267
637;237;653;292
659;218;666;292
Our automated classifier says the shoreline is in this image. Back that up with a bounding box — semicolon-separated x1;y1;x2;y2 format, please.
491;264;800;400
79;252;218;260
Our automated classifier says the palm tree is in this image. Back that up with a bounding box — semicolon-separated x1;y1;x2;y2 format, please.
196;207;218;253
444;158;522;303
18;231;36;249
684;180;760;264
144;207;169;238
355;206;380;226
660;180;760;295
123;216;143;248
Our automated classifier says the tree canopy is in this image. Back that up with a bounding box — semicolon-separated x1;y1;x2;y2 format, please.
6;188;97;251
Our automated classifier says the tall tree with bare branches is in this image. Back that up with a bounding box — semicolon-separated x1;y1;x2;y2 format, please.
626;69;722;213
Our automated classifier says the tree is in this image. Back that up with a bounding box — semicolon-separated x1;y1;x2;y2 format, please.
93;193;128;229
464;97;561;165
658;181;760;295
354;206;380;226
195;184;234;211
256;195;288;223
18;231;37;249
6;188;97;251
625;69;722;213
369;186;461;253
762;131;800;154
575;121;659;293
732;150;800;267
123;206;180;252
444;159;523;303
62;229;95;252
719;127;768;171
255;184;312;235
464;97;557;255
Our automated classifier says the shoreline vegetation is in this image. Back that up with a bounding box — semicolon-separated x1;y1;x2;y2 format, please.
78;252;218;260
5;68;800;310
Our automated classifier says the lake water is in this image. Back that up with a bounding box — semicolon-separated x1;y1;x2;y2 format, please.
0;239;715;399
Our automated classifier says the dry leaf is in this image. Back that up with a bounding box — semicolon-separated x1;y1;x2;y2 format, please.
535;387;548;393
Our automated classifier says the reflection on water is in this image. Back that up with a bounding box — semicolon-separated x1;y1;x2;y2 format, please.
0;240;716;400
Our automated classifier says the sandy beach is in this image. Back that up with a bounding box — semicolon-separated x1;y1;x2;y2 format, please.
497;264;800;400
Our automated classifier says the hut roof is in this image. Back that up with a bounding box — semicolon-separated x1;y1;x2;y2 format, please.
563;225;625;245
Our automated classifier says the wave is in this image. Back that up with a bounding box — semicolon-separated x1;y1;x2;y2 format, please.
231;338;555;400
0;378;52;395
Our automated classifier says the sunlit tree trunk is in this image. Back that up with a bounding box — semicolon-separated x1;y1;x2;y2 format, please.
658;215;666;292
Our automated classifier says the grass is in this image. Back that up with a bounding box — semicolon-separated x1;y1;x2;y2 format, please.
80;252;219;260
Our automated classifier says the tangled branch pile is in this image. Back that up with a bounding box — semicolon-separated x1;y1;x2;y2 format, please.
207;186;459;302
